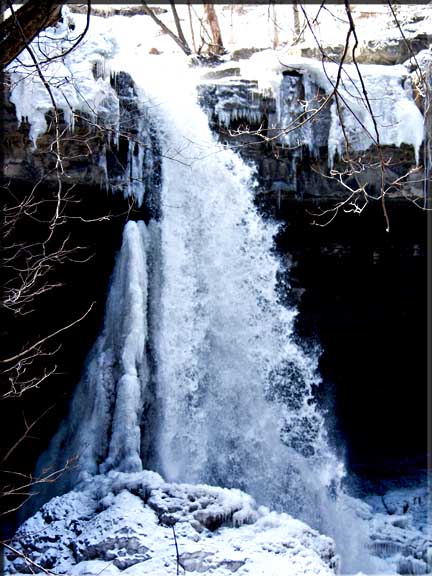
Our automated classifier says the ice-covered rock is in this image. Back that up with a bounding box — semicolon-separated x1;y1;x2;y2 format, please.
365;484;432;575
199;77;276;130
4;471;338;576
4;9;427;204
201;50;425;166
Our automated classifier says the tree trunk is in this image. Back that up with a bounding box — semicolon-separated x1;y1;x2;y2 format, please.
293;0;301;44
170;0;189;53
140;1;192;56
203;3;224;56
271;3;279;49
0;1;63;67
187;1;197;53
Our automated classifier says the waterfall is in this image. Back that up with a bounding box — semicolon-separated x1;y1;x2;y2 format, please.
34;220;153;497
17;12;420;569
135;57;378;573
27;53;382;573
6;9;430;573
35;53;337;509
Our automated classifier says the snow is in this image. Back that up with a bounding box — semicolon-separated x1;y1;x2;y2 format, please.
7;474;430;575
6;5;426;169
4;6;430;576
4;471;338;576
87;3;432;63
230;51;425;164
7;9;120;146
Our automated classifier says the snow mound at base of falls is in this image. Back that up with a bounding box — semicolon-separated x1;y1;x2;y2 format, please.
4;470;338;575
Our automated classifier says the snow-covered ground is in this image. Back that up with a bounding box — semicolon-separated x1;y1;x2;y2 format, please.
4;471;338;576
4;472;431;575
87;3;432;60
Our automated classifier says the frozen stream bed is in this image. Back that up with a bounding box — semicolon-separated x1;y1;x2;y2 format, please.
4;471;430;575
5;471;338;576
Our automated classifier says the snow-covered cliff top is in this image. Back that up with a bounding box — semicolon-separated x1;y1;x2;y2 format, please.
84;3;431;61
6;6;429;161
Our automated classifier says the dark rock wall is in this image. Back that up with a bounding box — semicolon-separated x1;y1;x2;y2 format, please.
268;198;428;487
199;72;427;205
0;66;428;528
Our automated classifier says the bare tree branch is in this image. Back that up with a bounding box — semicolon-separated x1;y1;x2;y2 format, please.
0;0;63;67
140;1;192;56
1;302;95;365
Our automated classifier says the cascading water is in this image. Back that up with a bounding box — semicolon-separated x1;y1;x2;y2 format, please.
11;10;429;573
26;48;381;572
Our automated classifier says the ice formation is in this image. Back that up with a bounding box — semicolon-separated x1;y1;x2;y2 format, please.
5;7;430;576
7;8;425;175
204;50;425;165
7;14;119;147
4;471;338;575
24;20;342;530
33;220;152;498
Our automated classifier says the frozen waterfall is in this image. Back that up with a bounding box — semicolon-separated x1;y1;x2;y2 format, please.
27;50;380;573
34;221;153;494
34;53;340;519
12;11;427;573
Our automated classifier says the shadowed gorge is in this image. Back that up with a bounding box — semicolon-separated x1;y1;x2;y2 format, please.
1;5;430;575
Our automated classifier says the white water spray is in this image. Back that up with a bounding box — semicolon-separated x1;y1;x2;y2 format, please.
12;11;427;572
29;51;382;572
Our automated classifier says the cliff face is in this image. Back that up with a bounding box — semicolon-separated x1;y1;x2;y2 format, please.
3;53;430;206
275;200;427;480
0;32;429;518
197;61;430;207
2;70;161;199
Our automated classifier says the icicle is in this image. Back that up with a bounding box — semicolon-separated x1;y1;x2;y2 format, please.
32;220;154;502
99;144;109;191
328;101;343;169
